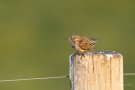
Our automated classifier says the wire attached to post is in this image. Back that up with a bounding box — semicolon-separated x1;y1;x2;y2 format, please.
0;75;69;83
0;73;133;83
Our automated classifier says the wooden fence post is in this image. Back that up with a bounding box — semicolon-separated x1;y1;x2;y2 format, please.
69;51;123;90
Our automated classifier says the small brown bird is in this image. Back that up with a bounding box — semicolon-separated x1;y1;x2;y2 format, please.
68;34;97;53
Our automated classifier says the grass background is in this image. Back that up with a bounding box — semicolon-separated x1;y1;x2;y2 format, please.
0;0;135;90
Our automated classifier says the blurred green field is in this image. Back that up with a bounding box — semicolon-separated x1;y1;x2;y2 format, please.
0;0;135;90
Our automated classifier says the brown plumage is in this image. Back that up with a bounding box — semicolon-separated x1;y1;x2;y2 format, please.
68;34;97;53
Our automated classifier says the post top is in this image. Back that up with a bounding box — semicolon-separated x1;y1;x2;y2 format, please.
92;50;121;55
71;50;122;59
92;50;122;58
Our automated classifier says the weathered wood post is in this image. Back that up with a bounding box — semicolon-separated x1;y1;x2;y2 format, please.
69;51;123;90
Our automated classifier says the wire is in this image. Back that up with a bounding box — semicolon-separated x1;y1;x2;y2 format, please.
0;73;134;83
124;73;135;76
0;76;68;83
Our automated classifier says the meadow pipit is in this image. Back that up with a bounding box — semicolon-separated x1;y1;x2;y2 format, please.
68;34;97;53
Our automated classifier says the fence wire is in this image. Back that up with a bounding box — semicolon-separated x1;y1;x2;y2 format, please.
0;73;134;83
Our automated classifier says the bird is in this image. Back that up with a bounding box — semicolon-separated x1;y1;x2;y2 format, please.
68;34;97;53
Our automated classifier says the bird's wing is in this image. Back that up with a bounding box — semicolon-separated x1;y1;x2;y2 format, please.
78;38;91;50
89;37;97;43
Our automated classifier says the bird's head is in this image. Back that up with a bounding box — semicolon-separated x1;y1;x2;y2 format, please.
68;34;81;42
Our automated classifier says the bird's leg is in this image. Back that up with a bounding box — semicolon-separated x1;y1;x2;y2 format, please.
80;52;85;59
75;52;85;59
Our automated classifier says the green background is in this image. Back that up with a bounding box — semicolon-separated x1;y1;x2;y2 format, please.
0;0;135;90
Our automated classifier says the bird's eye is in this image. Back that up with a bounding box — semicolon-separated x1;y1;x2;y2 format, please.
90;43;94;45
70;37;72;40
